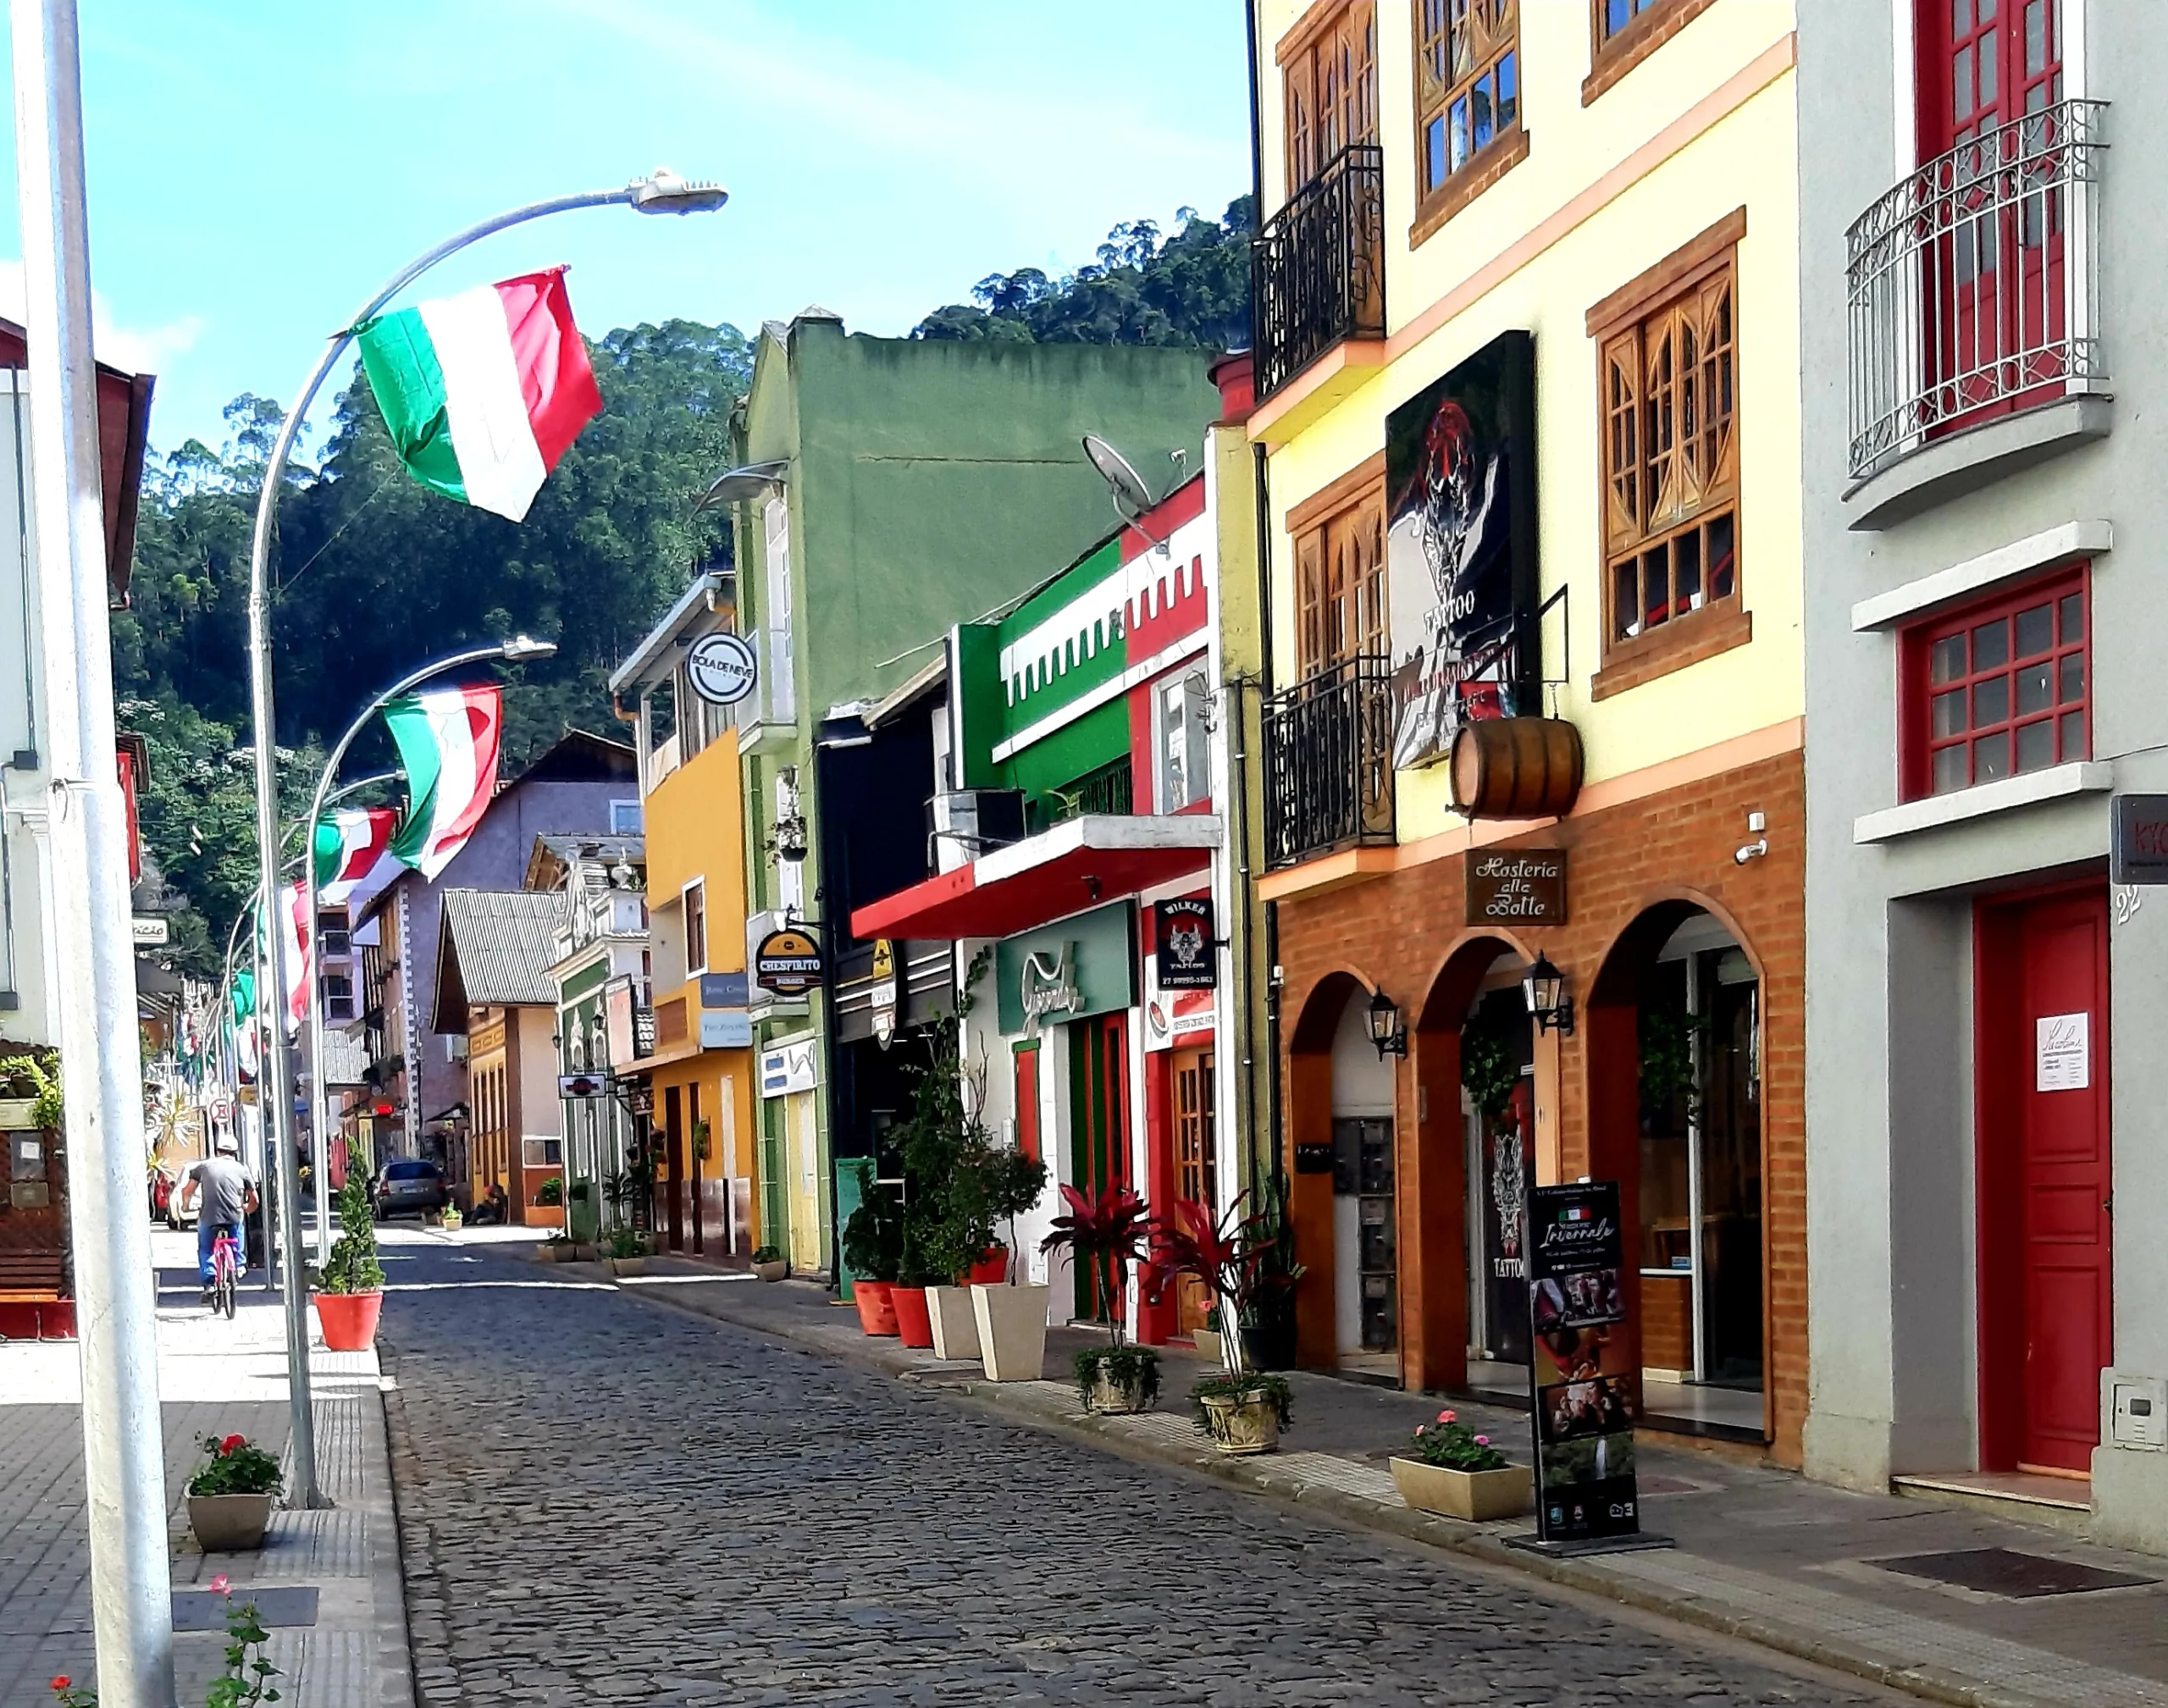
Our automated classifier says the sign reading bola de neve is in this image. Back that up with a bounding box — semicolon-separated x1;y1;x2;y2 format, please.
684;631;759;707
1527;1180;1643;1546
754;926;824;995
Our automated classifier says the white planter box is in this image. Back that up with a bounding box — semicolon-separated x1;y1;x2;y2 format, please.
927;1285;979;1360
971;1282;1048;1381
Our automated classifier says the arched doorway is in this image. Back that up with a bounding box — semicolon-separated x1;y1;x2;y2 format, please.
1588;899;1767;1440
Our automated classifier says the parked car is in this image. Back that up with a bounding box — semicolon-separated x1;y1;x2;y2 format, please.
372;1158;450;1222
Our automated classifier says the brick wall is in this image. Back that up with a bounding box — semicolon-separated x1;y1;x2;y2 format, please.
1274;748;1807;1466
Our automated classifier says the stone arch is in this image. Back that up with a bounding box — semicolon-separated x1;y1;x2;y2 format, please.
1285;969;1380;1368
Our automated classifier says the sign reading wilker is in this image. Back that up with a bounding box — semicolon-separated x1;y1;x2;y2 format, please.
1153;898;1217;990
1466;849;1567;926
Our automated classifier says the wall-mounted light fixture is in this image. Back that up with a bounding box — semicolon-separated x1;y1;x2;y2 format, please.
1367;987;1407;1059
1522;952;1575;1036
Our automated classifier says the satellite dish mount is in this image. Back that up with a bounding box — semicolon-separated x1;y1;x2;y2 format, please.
1082;434;1170;552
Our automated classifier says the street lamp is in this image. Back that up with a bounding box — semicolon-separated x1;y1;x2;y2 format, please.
302;638;557;1270
1366;987;1407;1059
1522;953;1575;1036
243;173;723;1511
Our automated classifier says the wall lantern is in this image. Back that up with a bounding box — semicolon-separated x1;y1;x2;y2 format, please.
1367;987;1407;1059
1522;952;1575;1036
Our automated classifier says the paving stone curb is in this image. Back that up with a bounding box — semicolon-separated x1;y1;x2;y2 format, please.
574;1257;2110;1708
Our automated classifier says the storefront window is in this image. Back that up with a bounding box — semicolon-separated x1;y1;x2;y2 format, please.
1159;671;1212;810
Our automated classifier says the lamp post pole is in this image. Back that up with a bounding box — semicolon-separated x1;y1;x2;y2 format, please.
241;170;726;1510
302;642;552;1266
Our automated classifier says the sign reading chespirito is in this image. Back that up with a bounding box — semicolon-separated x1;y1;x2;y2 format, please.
755;926;824;995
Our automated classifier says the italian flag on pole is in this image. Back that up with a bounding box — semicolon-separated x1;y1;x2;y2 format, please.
313;808;401;909
356;268;603;522
385;684;503;880
274;884;312;1036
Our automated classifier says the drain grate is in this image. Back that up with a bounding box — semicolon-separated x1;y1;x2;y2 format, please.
173;1586;318;1629
1877;1547;2155;1598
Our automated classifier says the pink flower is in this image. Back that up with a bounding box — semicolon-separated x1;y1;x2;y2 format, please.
1438;1409;1456;1423
1474;1434;1490;1446
208;1573;230;1597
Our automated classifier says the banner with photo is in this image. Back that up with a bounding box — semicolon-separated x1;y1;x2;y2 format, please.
1526;1180;1640;1545
1382;329;1540;771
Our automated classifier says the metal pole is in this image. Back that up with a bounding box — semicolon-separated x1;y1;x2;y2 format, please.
9;2;176;1700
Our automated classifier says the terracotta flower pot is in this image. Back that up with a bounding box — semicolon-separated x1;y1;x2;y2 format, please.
964;1248;1009;1286
188;1491;275;1551
312;1291;383;1353
926;1285;979;1360
1390;1456;1531;1522
752;1259;787;1282
852;1280;899;1336
890;1285;935;1348
1198;1389;1280;1456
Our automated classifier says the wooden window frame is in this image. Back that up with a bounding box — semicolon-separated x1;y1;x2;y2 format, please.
1588;209;1748;701
682;878;707;977
1277;0;1379;197
1410;0;1525;247
1287;452;1388;683
1583;0;1721;106
1898;567;2090;803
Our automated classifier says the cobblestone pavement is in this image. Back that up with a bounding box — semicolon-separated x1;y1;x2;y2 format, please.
383;1242;1898;1707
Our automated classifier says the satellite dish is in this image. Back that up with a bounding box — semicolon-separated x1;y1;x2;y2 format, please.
1083;434;1158;525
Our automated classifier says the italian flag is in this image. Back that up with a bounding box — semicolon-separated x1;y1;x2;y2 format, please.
314;807;401;909
275;883;312;1035
385;684;503;880
356;267;603;522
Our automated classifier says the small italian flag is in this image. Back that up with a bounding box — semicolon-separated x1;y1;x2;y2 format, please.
385;684;503;880
356;267;603;522
314;807;401;909
274;883;312;1035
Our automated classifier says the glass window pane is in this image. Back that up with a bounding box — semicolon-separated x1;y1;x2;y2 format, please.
1675;528;1702;610
1426;116;1447;191
2060;709;2086;760
2016;661;2052;715
1933;689;1967;738
1931;633;1966;685
1612;561;1638;640
1955;45;1973;121
1451;96;1469;174
1972;675;2009;726
1978;30;1997;107
2027;1;2045;76
1641;545;1668;627
2059;590;2083;642
1974;730;2011;782
1497;52;1518;130
1954;0;1972;30
1707;511;1736;598
1972;616;2009;671
1933;743;1969;794
2015;717;2053;773
2014;602;2053;657
1980;0;1995;20
2058;650;2083;704
1608;0;1630;33
1473;71;1494;152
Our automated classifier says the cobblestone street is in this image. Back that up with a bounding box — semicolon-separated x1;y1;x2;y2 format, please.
382;1243;1893;1707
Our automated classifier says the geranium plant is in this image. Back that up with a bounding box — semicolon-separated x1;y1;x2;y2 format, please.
52;1574;282;1706
1410;1408;1507;1473
187;1434;282;1500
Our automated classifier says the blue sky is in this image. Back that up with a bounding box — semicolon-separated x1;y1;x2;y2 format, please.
0;1;1252;457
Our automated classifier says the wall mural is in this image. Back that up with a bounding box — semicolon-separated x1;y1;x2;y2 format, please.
1383;329;1540;771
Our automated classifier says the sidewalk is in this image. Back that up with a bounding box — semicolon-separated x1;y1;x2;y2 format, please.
0;1229;414;1708
571;1246;2168;1708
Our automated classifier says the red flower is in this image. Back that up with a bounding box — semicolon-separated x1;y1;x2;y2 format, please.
219;1434;246;1454
51;1678;70;1693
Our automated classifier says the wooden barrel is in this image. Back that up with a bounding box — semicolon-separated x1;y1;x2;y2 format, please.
1449;717;1584;820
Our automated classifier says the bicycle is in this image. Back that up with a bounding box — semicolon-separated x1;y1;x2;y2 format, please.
209;1225;243;1319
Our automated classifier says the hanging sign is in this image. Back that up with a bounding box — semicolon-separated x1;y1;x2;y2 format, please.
1153;898;1218;990
1465;849;1568;926
755;926;824;995
1527;1180;1641;1546
559;1073;607;1099
685;631;759;707
868;938;899;1045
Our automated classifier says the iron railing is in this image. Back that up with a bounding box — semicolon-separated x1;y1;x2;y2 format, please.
1038;757;1133;830
1847;99;2107;481
1263;656;1396;870
1253;144;1385;401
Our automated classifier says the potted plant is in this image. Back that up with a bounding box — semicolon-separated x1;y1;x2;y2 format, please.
890;1224;943;1349
840;1162;902;1335
605;1225;650;1278
882;1017;1003;1358
1391;1407;1531;1521
751;1243;787;1282
1042;1182;1159;1412
312;1174;385;1352
1237;1176;1303;1371
185;1432;282;1550
1157;1193;1302;1454
971;1142;1051;1379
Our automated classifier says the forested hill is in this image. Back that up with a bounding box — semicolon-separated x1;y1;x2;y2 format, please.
124;197;1253;971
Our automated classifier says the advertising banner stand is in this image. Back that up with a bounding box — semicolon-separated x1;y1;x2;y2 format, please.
1507;1180;1673;1559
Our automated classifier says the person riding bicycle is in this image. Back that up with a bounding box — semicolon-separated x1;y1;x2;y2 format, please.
181;1134;258;1307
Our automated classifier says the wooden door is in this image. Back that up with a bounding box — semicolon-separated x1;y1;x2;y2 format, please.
1013;1042;1041;1164
1068;1014;1129;1321
663;1086;686;1253
1977;884;2110;1474
1172;1046;1218;1335
689;1081;705;1257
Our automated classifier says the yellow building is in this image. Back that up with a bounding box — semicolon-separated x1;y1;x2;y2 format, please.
1250;2;1807;1467
608;573;761;1258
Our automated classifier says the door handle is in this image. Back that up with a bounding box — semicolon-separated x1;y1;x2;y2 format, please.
2104;1193;2114;1215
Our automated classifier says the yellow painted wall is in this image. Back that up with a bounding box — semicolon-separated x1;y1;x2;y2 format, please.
1257;3;1801;839
644;732;749;971
647;1050;760;1247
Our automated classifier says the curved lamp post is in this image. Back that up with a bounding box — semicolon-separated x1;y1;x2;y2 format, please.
243;170;727;1509
301;637;556;1269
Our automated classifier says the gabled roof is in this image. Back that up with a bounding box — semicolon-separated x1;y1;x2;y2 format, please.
433;889;562;1031
514;727;638;783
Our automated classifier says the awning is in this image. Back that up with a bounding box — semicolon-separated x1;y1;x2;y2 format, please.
850;815;1220;942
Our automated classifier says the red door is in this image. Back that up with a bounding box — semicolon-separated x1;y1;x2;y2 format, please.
1976;884;2110;1475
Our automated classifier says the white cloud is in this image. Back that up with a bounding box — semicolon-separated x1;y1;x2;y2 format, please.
0;257;205;378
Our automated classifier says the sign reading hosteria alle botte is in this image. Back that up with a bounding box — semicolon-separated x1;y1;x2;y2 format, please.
1465;848;1568;926
1526;1180;1640;1545
754;927;824;995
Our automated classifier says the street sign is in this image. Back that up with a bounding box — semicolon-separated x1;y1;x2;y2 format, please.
2111;793;2168;886
685;631;758;706
131;915;169;946
754;926;823;995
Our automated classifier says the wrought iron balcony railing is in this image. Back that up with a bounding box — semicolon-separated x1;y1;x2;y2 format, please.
1037;757;1133;831
1253;144;1385;401
1847;99;2107;481
1263;655;1396;870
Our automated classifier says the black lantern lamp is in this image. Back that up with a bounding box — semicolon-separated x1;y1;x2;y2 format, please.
1522;953;1575;1036
1367;987;1408;1059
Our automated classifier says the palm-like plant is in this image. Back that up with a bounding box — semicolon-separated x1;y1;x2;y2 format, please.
1039;1182;1153;1346
1154;1191;1308;1375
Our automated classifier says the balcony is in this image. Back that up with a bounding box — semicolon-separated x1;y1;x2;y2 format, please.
1253;144;1386;410
1845;100;2108;522
1263;655;1396;871
1035;756;1132;832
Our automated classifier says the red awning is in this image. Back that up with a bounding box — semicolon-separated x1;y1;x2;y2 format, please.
851;815;1220;942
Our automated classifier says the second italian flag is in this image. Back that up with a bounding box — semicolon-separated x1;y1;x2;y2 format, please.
384;684;503;880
